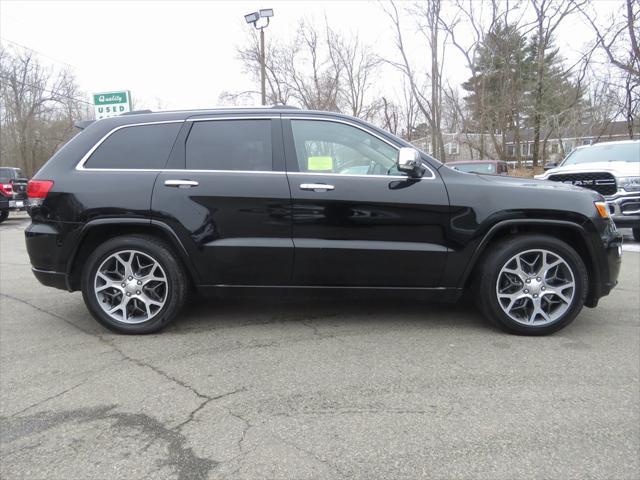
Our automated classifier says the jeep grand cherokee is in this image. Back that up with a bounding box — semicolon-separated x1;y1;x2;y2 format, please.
25;108;623;335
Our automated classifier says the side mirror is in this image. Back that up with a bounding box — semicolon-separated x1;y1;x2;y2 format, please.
543;163;557;171
397;147;423;177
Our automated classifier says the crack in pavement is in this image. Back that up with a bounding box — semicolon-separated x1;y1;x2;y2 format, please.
172;387;247;432
1;293;211;400
1;292;253;475
1;406;216;480
227;410;253;454
274;434;349;479
10;381;86;418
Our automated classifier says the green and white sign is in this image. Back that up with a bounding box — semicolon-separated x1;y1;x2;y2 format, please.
93;90;132;119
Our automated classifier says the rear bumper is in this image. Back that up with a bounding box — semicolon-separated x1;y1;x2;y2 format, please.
31;267;69;290
0;196;28;211
25;220;81;291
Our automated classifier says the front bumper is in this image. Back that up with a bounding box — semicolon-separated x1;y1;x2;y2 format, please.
605;191;640;228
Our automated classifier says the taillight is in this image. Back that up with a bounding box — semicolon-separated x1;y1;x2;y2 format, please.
0;183;13;196
27;180;54;205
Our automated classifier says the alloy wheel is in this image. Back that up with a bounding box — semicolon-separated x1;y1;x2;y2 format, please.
495;249;575;326
94;250;168;324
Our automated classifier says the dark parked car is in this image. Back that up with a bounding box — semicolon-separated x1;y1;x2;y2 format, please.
25;108;622;335
447;160;509;175
0;167;28;223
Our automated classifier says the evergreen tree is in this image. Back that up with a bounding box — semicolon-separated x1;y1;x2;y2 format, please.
462;22;533;160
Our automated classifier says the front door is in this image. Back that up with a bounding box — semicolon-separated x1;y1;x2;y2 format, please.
152;115;293;285
284;117;449;287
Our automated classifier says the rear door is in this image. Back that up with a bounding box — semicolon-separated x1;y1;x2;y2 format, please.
151;114;293;286
283;116;450;287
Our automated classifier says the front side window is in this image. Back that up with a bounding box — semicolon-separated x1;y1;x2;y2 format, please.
186;120;272;171
85;123;181;169
291;120;401;176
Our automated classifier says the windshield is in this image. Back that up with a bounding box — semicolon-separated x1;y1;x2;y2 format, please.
562;143;640;165
449;162;496;174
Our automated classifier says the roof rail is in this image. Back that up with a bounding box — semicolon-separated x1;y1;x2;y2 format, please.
74;120;95;130
271;105;300;110
121;110;153;115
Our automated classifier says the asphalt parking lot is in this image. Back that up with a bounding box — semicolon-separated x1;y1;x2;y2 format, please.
1;212;639;480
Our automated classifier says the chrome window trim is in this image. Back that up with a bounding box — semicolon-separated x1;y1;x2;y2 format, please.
75;115;437;181
283;116;436;180
287;172;411;180
75;168;286;174
188;115;277;122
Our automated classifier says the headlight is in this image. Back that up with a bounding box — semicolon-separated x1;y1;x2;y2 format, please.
619;176;640;192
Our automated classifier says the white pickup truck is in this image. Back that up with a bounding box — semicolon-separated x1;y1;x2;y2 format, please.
535;140;640;241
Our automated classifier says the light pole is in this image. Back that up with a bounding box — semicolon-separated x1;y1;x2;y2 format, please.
244;8;274;106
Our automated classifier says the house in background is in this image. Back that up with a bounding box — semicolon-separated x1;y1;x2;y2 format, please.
410;120;638;164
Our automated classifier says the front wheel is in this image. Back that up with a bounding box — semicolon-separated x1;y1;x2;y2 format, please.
0;210;8;224
633;227;640;242
81;235;188;334
475;235;588;335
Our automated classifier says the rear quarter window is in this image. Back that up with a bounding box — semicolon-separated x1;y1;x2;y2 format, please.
84;122;182;169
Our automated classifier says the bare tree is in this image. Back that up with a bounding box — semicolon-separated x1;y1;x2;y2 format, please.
236;19;382;118
0;45;86;176
529;0;586;166
326;28;381;120
382;0;447;160
575;0;639;137
436;0;520;160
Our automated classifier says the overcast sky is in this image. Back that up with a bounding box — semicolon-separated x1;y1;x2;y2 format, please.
0;0;621;112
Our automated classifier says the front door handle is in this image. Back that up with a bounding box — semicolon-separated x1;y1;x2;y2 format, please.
299;183;335;192
164;179;199;188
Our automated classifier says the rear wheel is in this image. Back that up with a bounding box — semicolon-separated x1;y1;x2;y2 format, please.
475;235;588;335
81;235;188;334
0;210;8;223
633;227;640;242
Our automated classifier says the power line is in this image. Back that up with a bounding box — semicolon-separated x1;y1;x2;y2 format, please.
0;74;92;106
0;37;78;71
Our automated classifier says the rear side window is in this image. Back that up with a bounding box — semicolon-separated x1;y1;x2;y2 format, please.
186;120;272;171
85;123;182;169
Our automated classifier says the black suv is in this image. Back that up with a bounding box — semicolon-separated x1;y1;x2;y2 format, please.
25;108;622;335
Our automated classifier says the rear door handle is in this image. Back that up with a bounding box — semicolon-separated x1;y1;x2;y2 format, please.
164;179;199;188
299;183;335;192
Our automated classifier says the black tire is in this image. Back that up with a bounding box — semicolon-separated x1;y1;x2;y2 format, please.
0;210;8;223
475;234;588;335
81;234;188;334
633;227;640;242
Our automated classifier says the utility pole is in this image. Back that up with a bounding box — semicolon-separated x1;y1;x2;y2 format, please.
244;8;274;106
260;27;266;105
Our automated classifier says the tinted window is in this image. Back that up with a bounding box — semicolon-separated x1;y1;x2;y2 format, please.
85;123;181;169
186;120;272;171
291;120;400;176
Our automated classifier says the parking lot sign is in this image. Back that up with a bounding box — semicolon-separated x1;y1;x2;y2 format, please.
93;91;132;119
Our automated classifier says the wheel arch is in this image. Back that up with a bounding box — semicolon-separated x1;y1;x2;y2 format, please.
461;219;600;306
66;218;200;291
